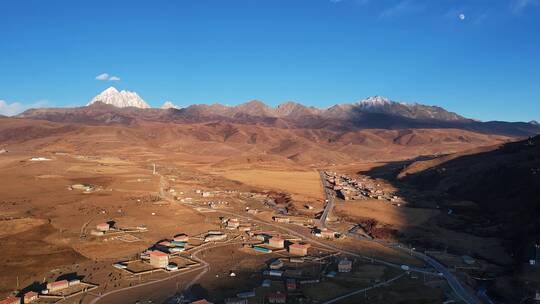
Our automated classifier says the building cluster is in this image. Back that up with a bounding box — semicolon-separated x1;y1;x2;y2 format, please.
89;221;147;237
136;233;190;270
324;171;400;203
0;278;91;304
244;233;312;257
221;217;256;233
222;252;353;304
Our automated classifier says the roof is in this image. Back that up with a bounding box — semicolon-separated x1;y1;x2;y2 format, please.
174;235;189;241
289;243;310;249
96;223;109;227
150;250;168;257
268;293;286;299
24;291;38;298
49;280;69;287
191;300;212;304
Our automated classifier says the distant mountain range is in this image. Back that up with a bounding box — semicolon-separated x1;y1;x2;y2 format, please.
14;87;540;137
87;87;467;121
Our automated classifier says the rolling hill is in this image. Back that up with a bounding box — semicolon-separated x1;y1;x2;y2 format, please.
399;135;540;261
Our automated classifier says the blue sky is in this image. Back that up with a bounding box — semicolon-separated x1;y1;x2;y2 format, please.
0;0;539;121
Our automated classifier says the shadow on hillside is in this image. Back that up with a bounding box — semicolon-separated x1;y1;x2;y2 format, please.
346;104;540;137
357;136;540;301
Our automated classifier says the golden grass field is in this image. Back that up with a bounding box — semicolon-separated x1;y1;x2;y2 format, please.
0;218;48;238
335;199;439;229
215;169;324;201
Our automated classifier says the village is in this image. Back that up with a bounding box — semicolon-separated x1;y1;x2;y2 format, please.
0;212;386;304
0;154;498;304
323;172;402;205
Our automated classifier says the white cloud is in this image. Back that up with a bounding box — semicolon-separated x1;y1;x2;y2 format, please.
0;100;49;116
95;73;121;81
95;73;109;81
511;0;540;12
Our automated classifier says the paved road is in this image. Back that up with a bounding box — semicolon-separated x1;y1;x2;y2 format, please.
318;170;334;229
317;171;481;304
409;250;480;304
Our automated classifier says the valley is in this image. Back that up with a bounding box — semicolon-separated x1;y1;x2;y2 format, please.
0;91;539;303
1;100;539;303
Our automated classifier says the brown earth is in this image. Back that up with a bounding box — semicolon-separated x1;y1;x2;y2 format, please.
0;115;537;302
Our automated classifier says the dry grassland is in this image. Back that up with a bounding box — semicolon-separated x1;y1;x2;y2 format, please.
216;169;323;201
335;200;439;228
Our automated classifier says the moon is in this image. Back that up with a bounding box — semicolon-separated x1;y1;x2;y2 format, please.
459;13;466;20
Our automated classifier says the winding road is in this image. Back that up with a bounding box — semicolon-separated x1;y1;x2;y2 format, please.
317;171;481;304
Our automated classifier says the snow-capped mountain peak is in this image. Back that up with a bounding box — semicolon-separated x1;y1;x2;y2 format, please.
88;87;150;109
161;101;181;109
357;96;392;108
102;86;119;94
353;95;465;121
